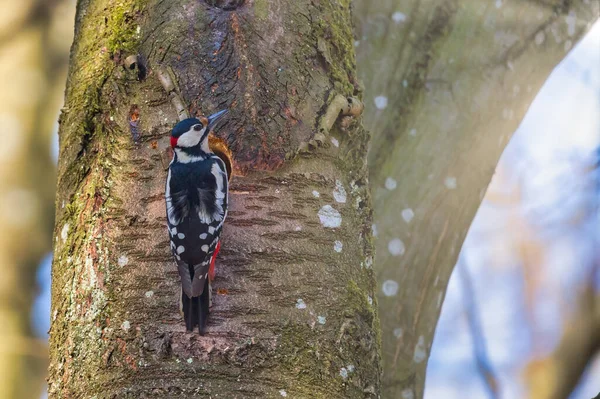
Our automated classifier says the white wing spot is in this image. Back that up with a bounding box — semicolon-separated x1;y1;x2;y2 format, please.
201;245;209;252
177;233;185;239
385;177;397;190
177;245;185;254
382;280;399;297
199;233;208;239
388;238;405;256
318;205;342;228
208;226;215;234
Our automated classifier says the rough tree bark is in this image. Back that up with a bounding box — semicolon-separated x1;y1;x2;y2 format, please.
50;0;380;397
353;0;599;397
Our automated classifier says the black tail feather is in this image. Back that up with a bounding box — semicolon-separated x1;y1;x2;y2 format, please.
181;280;210;335
198;279;210;335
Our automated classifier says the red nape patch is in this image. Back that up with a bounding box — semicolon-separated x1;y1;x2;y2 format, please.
170;136;178;148
208;241;221;281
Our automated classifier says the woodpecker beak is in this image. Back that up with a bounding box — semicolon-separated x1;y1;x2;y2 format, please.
207;109;228;131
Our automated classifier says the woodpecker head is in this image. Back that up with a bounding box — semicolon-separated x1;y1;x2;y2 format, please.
170;110;228;151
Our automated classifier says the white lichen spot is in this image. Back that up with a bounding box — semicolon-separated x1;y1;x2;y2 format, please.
401;208;414;223
187;358;193;364
279;390;288;397
371;224;378;237
118;255;129;267
330;137;339;147
318;316;326;325
409;128;417;136
295;298;307;309
374;95;388;110
413;335;427;363
334;240;343;253
402;388;415;399
121;321;131;331
535;31;545;45
340;367;349;380
145;291;154;298
364;256;373;269
392;11;407;23
354;40;360;47
177;245;185;254
402;79;408;88
495;0;502;8
565;12;576;36
318;205;342;228
388;238;405;256
347;364;355;373
333;180;347;203
312;190;320;198
393;327;403;338
367;296;373;305
382;280;399;297
294;226;302;231
437;291;444;308
384;177;397;190
444;176;457;189
61;223;70;241
502;108;514;120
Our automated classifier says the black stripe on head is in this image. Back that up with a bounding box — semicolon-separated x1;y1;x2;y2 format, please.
172;118;202;138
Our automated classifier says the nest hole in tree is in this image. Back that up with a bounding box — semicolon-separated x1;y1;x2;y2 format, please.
208;135;234;182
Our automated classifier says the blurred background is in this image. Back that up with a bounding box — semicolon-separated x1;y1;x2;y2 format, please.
0;0;597;398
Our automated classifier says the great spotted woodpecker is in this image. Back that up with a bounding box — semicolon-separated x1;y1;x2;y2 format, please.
165;110;228;335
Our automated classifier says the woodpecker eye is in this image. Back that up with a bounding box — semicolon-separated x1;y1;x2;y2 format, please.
193;124;203;131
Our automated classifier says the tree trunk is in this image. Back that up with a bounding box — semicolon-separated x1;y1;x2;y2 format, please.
353;0;599;397
49;0;380;397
